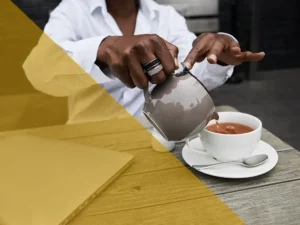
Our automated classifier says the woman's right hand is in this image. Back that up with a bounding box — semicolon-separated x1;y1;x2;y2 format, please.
97;35;179;89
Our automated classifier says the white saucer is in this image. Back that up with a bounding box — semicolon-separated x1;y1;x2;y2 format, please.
182;138;278;179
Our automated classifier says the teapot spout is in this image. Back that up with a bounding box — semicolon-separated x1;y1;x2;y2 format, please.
211;111;219;121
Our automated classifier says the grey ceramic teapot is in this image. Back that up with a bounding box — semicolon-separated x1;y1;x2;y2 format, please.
143;63;219;141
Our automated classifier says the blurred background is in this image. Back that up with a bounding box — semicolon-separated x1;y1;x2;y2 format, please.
4;0;300;148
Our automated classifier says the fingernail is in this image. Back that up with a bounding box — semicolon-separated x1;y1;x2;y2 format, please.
184;62;192;69
174;58;179;69
208;54;217;63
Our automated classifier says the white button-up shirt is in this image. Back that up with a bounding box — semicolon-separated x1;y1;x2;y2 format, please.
24;0;236;124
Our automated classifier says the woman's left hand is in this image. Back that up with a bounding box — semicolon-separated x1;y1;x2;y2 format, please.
183;33;265;69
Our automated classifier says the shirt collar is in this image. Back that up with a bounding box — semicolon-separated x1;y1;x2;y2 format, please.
87;0;107;15
139;0;159;20
87;0;159;20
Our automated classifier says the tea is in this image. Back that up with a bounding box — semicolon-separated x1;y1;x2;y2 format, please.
206;122;253;134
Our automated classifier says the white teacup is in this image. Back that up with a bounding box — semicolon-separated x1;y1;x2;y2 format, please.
186;112;262;162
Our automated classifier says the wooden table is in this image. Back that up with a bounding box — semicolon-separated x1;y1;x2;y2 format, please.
1;106;299;225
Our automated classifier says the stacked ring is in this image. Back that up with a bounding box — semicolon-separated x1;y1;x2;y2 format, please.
142;58;163;76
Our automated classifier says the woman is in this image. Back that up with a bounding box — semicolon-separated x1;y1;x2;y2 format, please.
23;0;264;124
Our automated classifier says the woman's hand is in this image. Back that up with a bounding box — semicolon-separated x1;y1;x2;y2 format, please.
183;33;265;69
97;35;179;89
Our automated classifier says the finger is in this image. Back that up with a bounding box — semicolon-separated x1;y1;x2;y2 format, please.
231;47;241;55
207;41;225;64
125;52;148;89
135;43;167;84
183;33;216;69
229;40;240;48
110;62;135;88
143;58;167;84
164;40;179;69
238;51;265;62
151;36;176;75
230;41;241;55
149;70;167;84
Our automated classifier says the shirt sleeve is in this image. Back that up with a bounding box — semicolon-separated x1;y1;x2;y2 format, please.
22;0;111;97
167;7;237;91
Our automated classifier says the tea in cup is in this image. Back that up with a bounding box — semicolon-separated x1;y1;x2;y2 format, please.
186;112;262;162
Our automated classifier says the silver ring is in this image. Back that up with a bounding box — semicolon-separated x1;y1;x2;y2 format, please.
146;64;163;76
142;58;163;76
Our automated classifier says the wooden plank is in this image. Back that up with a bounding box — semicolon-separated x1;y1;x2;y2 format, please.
54;127;291;153
0;116;148;140
43;149;299;217
10;121;289;179
12;132;293;186
69;197;244;225
173;149;300;195
80;168;217;215
69;129;152;152
68;196;243;225
1;125;296;182
261;129;292;150
61;174;300;225
0;121;290;157
218;180;300;225
122;148;183;176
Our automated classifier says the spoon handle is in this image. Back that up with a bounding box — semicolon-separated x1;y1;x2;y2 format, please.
192;161;241;169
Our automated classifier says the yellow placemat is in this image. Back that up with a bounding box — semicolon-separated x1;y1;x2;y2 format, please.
0;135;133;225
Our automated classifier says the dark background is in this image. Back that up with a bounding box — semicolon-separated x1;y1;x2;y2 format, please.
219;0;300;76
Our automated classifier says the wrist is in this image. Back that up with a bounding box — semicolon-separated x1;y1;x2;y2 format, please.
96;36;120;70
96;36;112;64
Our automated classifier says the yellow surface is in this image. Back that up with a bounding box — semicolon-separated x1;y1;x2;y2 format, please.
0;93;67;131
0;135;133;225
0;120;244;225
0;0;68;131
0;1;244;224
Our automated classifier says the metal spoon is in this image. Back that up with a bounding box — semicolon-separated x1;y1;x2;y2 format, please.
192;154;268;170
